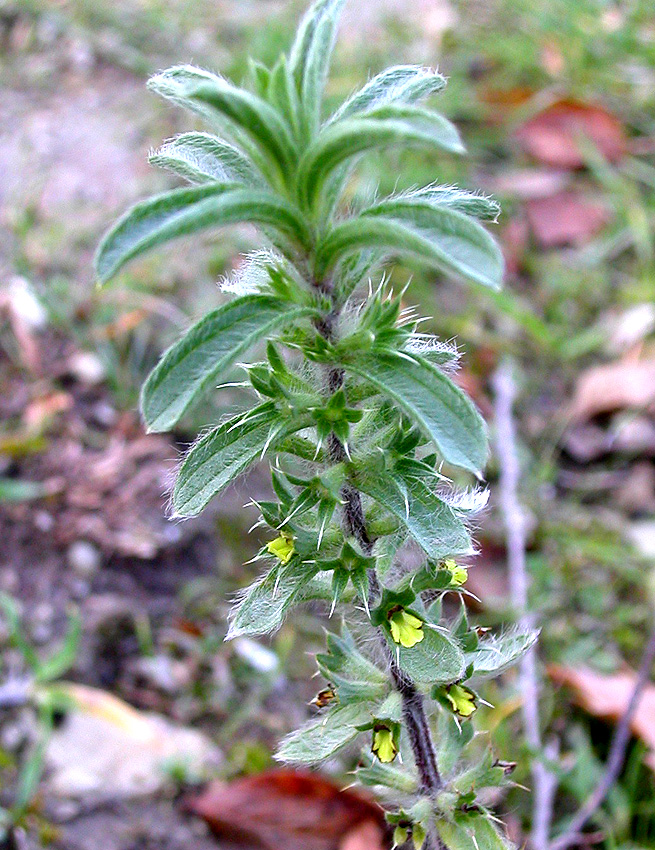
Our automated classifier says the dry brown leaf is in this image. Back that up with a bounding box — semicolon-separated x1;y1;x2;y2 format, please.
549;665;655;770
500;217;530;277
568;358;655;421
23;391;73;430
487;168;570;201
515;99;626;169
479;86;534;123
340;819;386;850
187;769;387;850
526;191;610;248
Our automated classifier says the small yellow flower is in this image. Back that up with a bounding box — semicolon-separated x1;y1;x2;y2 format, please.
445;683;477;717
388;607;424;648
266;533;295;564
444;558;468;586
372;724;398;763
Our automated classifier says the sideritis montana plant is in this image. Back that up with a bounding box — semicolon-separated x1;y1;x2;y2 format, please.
96;1;538;847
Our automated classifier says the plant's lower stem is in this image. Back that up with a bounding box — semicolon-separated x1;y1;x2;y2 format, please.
319;289;442;843
327;426;443;848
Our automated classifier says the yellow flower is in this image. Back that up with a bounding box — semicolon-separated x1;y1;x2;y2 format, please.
372;725;398;763
445;683;477;717
388;608;424;648
444;558;468;586
266;533;295;564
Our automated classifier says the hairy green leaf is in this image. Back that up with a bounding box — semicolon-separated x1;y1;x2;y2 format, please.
356;468;472;559
435;711;474;777
227;559;319;639
378;185;501;222
330;65;446;122
141;295;313;432
438;815;515;850
467;628;539;678
275;702;370;763
317;203;503;290
95;184;308;282
149;132;261;186
356;753;419;793
299;106;463;207
148;65;296;170
173;404;309;517
289;0;346;135
268;58;302;140
344;351;488;474
388;625;465;686
317;629;389;702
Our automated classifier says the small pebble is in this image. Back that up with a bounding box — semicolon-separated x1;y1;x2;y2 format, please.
68;351;106;385
66;540;102;578
34;510;55;532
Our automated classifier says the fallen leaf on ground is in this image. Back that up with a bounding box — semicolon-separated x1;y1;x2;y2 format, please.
45;683;220;799
479;86;534;122
549;665;655;771
340;819;386;850
568;358;655;421
486;168;570;200
515;100;626;168
500;217;529;276
526;191;610;248
187;769;387;850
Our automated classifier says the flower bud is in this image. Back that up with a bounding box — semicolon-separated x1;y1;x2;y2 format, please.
444;558;468;586
266;533;295;564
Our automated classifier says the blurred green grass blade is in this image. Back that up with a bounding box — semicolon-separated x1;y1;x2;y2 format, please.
0;478;49;503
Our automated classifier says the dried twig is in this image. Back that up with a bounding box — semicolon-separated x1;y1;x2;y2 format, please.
493;361;557;850
550;622;655;850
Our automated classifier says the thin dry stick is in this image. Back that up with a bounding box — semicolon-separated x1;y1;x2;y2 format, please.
550;622;655;850
493;361;557;850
